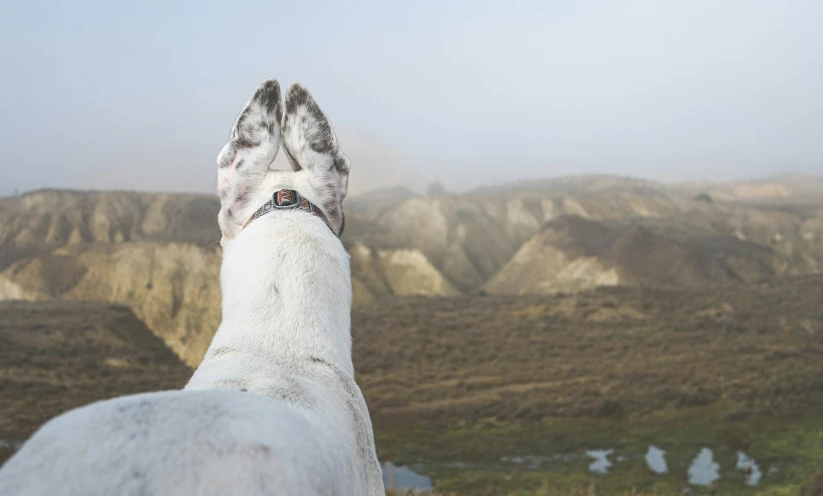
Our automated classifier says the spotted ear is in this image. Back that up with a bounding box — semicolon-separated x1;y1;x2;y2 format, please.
216;79;282;240
281;83;350;201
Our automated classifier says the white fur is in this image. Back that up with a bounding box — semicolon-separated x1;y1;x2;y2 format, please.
0;80;384;495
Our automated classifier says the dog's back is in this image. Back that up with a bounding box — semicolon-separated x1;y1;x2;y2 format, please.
0;389;366;496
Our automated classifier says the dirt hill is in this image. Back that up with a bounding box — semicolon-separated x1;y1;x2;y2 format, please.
1;176;822;368
681;173;823;203
485;201;823;295
484;215;777;294
0;189;220;271
0;243;222;366
0;300;191;464
343;185;689;296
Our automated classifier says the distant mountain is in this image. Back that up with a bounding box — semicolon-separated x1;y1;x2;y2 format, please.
345;186;419;214
471;174;667;195
484;215;777;294
680;173;823;203
477;172;823;203
344;184;693;297
0;189;220;272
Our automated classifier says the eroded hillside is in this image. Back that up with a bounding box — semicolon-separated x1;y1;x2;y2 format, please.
485;202;823;294
1;176;822;368
0;189;220;271
343;185;692;297
1;243;222;366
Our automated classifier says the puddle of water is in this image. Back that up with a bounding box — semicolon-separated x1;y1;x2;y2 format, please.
645;445;668;474
382;462;432;491
501;453;573;469
736;451;762;486
586;449;613;474
688;448;720;486
382;445;767;491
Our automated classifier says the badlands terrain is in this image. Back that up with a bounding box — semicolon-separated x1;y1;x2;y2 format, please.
1;173;823;494
2;173;822;365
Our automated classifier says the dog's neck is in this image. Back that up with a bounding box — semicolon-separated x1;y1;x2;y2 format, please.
202;209;354;378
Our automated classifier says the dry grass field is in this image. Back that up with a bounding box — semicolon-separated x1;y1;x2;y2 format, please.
354;275;823;429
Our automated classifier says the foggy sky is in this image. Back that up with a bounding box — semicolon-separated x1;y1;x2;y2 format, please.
1;0;821;197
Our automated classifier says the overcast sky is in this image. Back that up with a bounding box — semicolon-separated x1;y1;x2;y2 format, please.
1;0;821;196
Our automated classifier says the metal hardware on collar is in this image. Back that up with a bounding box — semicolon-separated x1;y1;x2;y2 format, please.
243;189;332;232
272;189;301;209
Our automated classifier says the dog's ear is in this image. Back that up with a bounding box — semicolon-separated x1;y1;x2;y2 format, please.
216;79;282;241
282;84;350;229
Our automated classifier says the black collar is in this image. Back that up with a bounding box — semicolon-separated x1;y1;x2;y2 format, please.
244;190;331;232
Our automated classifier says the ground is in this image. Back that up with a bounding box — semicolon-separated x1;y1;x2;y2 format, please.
351;276;823;494
354;276;823;429
0;300;192;463
2;277;823;494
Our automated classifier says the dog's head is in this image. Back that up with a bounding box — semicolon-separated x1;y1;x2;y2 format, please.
216;79;349;247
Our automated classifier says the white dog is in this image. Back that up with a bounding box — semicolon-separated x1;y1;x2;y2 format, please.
0;79;385;496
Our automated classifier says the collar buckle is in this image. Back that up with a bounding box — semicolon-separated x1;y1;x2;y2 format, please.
272;189;301;209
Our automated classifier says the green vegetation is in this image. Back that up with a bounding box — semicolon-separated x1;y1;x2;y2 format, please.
377;407;823;495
